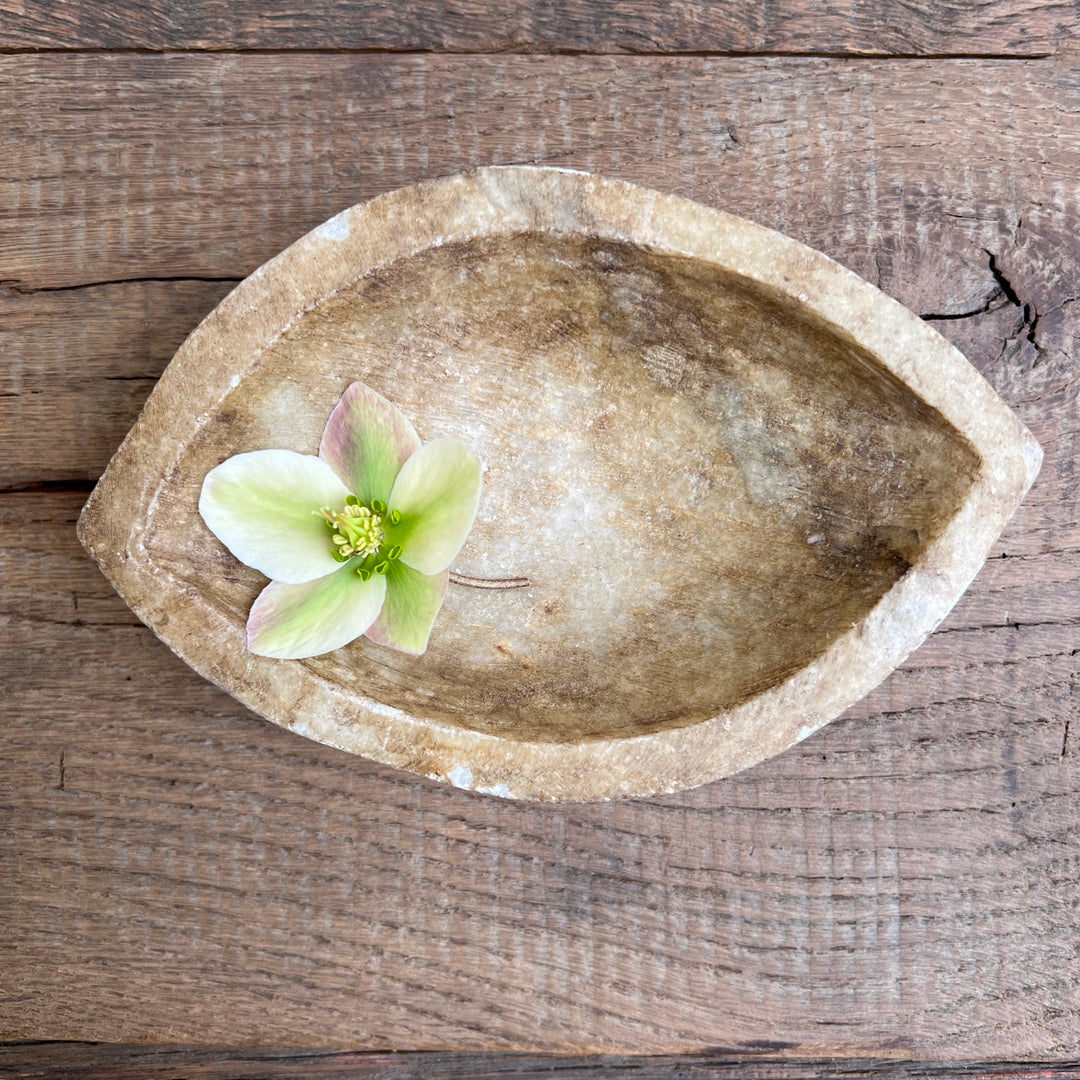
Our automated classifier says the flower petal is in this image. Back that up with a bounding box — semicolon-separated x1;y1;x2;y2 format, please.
364;562;448;655
199;450;350;584
247;566;387;659
319;381;421;505
388;438;482;575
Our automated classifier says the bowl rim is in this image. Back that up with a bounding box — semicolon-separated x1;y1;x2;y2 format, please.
79;166;1042;801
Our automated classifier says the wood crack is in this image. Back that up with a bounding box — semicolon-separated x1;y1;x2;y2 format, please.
982;248;1080;366
2;275;244;296
933;618;1079;635
986;249;1023;309
7;1047;1080;1076
921;286;1008;321
0;46;1064;58
0;478;97;496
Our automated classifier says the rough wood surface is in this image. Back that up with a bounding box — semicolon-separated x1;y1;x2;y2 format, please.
2;53;1078;296
0;279;237;488
1;50;1079;1059
3;55;1080;486
0;0;1074;55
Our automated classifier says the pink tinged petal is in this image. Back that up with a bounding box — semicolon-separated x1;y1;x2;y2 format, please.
365;562;449;656
247;566;387;659
319;381;421;505
199;449;350;584
388;438;482;575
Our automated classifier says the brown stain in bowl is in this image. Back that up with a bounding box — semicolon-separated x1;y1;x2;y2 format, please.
149;232;979;743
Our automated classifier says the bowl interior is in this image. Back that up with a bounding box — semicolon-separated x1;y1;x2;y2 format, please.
146;232;979;743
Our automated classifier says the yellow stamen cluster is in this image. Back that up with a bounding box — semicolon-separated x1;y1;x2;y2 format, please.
317;503;384;560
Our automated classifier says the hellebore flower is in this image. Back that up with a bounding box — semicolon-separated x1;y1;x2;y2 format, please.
199;382;481;658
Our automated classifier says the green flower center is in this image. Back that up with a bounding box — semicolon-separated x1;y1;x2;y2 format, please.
316;496;403;580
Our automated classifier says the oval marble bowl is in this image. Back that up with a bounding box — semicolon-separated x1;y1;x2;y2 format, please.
79;167;1041;801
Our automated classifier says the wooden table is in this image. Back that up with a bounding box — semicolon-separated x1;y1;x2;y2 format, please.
3;3;1079;1077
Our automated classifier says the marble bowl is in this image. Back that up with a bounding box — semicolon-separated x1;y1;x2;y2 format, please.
78;167;1041;800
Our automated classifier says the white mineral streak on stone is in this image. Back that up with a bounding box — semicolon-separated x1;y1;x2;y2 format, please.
314;211;351;242
1023;437;1044;486
447;765;473;788
796;724;817;743
476;783;512;799
289;715;315;740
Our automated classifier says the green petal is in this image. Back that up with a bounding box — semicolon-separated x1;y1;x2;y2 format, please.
319;381;421;505
247;566;387;659
388;439;482;575
365;562;448;655
199;450;350;584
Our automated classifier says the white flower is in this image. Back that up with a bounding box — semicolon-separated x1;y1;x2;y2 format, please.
199;382;481;658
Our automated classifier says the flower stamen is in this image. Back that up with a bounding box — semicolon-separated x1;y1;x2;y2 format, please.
316;501;384;561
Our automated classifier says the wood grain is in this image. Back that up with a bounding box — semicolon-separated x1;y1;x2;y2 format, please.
4;600;1078;1053
0;0;1073;55
3;479;1077;1051
2;51;1079;1057
0;279;237;488
3;54;1080;486
4;54;1080;296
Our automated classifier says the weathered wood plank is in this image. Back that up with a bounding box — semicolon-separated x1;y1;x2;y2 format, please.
3;55;1080;489
0;279;237;488
0;0;1073;56
2;485;1078;1052
4;1045;1080;1080
5;54;1080;294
